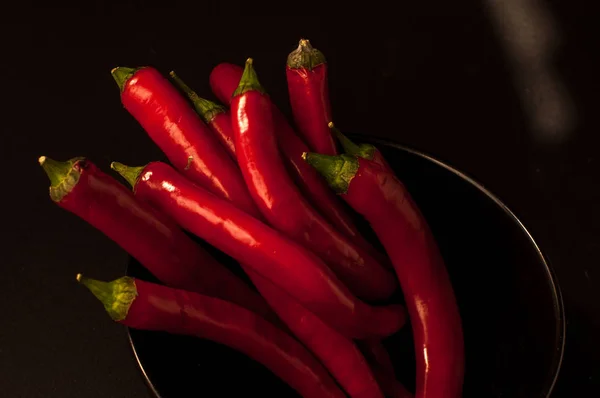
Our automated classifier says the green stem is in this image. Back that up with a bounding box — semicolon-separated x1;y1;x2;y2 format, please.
39;156;85;202
233;58;266;97
76;274;137;322
303;152;359;194
111;67;139;92
329;123;376;160
287;38;326;70
169;71;225;123
110;162;145;189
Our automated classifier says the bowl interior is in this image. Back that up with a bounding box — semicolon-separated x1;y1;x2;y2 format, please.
127;138;565;398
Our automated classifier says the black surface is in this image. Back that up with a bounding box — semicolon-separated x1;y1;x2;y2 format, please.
128;140;565;397
2;4;598;397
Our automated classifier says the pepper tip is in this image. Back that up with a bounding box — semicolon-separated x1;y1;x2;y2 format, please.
301;152;308;160
246;58;253;66
299;38;310;47
328;122;335;129
38;156;47;166
76;273;83;283
169;71;176;78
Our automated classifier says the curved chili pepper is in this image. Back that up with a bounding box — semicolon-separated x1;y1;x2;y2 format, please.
112;159;386;396
38;156;272;320
209;62;373;252
111;66;260;218
286;39;337;155
169;71;236;160
231;59;397;302
77;274;345;398
246;269;385;398
113;160;406;339
329;122;391;171
305;153;465;398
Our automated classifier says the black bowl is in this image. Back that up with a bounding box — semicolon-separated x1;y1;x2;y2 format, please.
127;138;565;397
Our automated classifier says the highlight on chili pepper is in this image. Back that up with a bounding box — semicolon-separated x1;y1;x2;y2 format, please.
286;39;337;156
39;155;275;320
305;152;465;398
110;65;261;218
231;57;397;302
111;159;406;339
42;38;472;398
169;71;237;159
208;62;375;252
76;273;346;398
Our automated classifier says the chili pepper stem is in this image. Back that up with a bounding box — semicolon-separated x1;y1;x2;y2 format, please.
329;123;376;160
111;67;138;92
110;162;145;189
233;58;266;97
39;156;85;202
287;38;327;70
303;153;359;194
169;71;225;123
76;274;137;321
39;156;74;187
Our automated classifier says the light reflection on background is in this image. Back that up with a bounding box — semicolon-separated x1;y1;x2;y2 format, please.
485;0;576;144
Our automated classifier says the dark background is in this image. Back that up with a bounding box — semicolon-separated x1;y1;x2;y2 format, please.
1;3;598;397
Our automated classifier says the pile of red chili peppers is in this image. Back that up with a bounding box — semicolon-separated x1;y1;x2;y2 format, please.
40;38;464;398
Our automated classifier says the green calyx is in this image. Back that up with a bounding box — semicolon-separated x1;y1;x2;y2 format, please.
303;152;359;194
287;39;326;70
110;162;145;189
111;67;139;92
329;122;376;160
233;58;266;97
39;156;85;202
76;274;137;322
170;71;225;123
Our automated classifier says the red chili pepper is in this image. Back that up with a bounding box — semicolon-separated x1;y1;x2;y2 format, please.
38;156;272;320
230;59;397;302
209;62;372;252
113;160;406;339
112;157;387;396
169;71;237;160
305;153;465;398
246;269;385;398
77;274;345;398
111;67;260;218
329;122;391;172
286;39;337;156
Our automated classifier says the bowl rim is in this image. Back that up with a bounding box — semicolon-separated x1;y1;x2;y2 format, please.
126;138;566;398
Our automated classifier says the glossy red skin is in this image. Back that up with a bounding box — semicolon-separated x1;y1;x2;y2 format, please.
246;269;384;398
231;89;397;301
126;149;384;394
120;67;260;218
341;158;465;398
55;160;272;319
123;279;345;398
209;63;371;251
286;64;337;155
133;161;406;339
207;111;237;160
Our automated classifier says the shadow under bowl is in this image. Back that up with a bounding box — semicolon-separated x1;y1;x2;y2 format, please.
127;137;565;398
